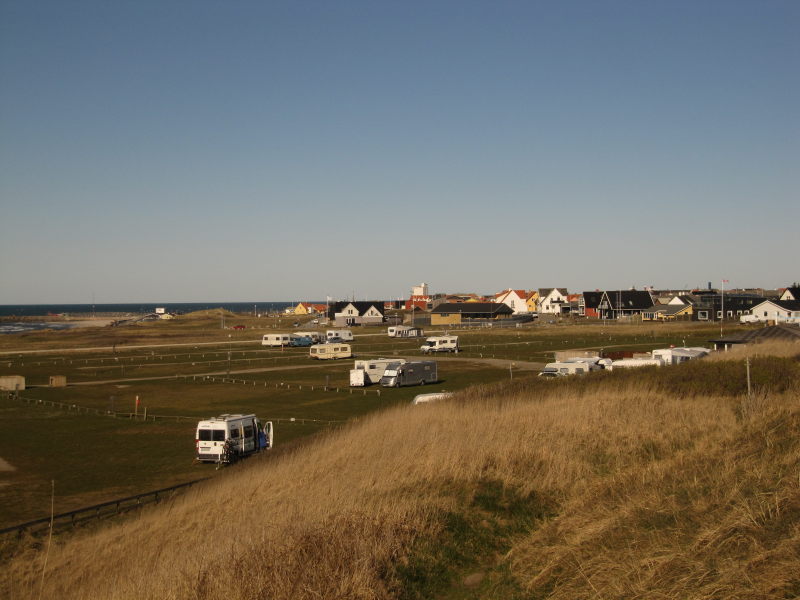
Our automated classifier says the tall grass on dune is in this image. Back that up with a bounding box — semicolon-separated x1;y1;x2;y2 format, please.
3;343;799;599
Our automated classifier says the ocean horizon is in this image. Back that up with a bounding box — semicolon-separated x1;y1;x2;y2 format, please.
0;301;307;318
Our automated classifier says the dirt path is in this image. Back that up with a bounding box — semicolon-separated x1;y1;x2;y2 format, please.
62;355;543;386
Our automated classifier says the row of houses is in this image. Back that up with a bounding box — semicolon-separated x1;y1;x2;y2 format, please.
285;285;800;326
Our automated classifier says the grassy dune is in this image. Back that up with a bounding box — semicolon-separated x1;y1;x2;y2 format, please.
3;341;799;599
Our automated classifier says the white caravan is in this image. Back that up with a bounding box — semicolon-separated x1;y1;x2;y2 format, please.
651;347;710;366
561;357;611;370
607;358;664;371
412;392;453;405
309;344;352;360
326;329;354;342
388;326;424;338
262;334;291;347
350;358;407;386
195;414;273;463
420;336;459;354
538;361;594;377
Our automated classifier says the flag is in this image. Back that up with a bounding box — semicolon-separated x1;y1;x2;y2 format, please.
723;279;729;283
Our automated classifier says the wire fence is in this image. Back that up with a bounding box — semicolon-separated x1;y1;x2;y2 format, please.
0;478;208;538
5;393;348;425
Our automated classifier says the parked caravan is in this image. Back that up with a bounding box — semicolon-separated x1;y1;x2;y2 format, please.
326;329;354;342
538;361;593;377
262;334;291;347
412;392;453;405
420;336;459;354
309;344;352;360
289;335;314;347
388;325;424;338
607;358;664;371
380;361;438;387
350;358;407;386
195;414;273;463
651;347;710;366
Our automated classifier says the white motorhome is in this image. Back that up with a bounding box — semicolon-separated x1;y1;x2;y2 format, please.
310;344;352;360
326;329;354;342
262;334;291;347
412;392;453;405
651;347;710;366
380;361;438;387
195;414;273;463
420;336;459;354
350;358;407;386
607;358;664;371
538;361;594;377
388;325;424;338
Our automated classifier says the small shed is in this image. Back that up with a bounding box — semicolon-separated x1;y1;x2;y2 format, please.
0;375;25;391
49;375;67;388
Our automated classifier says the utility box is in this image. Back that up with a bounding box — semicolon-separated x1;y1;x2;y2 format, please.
49;375;67;387
0;375;25;391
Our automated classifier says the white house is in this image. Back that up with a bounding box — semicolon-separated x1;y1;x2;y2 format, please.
747;300;800;324
494;289;529;314
538;288;569;314
780;287;800;301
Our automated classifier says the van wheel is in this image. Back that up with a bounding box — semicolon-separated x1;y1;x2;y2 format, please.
420;381;425;386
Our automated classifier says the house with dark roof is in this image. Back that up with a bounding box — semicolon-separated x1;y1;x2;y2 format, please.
430;302;513;326
597;290;655;319
780;287;800;302
641;303;693;321
682;293;764;322
579;291;604;318
327;301;385;326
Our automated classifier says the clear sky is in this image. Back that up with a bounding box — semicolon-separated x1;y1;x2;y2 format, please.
1;1;797;303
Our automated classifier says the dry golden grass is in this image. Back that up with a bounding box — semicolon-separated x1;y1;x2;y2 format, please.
3;342;799;599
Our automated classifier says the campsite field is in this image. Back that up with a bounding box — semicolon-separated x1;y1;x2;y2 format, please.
0;313;732;529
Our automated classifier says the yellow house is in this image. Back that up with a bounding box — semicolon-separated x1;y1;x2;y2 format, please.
431;302;514;325
641;304;693;321
526;291;539;313
293;302;325;315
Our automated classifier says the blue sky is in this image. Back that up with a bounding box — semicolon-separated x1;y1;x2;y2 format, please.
1;1;797;303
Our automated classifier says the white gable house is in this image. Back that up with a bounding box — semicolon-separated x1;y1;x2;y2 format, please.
538;288;569;314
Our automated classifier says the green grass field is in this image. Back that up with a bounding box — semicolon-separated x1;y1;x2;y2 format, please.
0;315;730;529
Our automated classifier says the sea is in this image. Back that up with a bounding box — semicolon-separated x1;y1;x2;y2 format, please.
0;302;301;335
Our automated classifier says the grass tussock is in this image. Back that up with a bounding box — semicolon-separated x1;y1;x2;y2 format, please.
3;342;799;599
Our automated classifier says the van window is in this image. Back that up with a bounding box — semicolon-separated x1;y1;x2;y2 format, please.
230;429;240;439
200;429;226;442
243;426;253;437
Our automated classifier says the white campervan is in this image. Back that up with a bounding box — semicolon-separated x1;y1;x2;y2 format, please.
195;414;273;463
420;336;459;354
309;344;352;360
262;334;291;347
326;329;354;342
